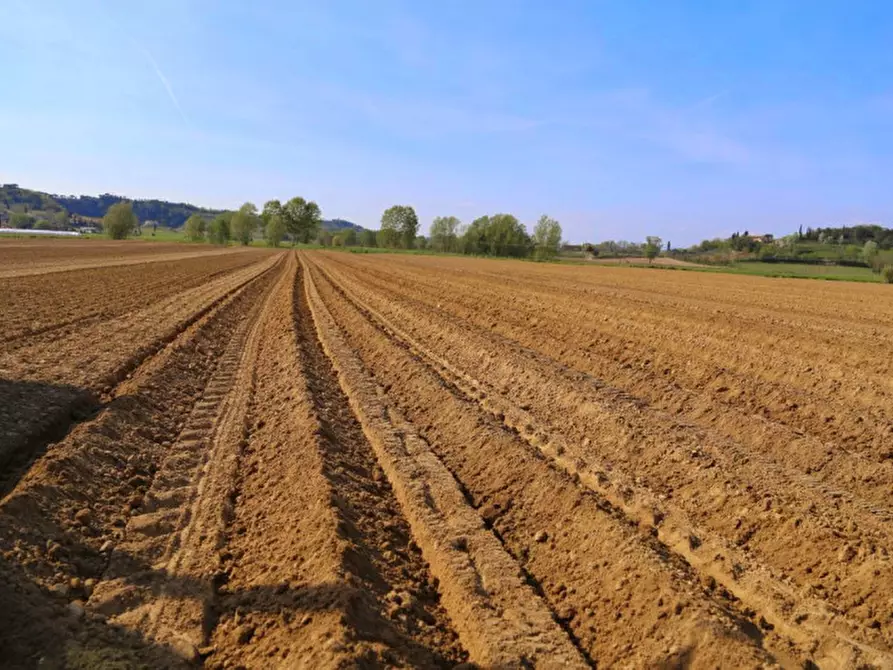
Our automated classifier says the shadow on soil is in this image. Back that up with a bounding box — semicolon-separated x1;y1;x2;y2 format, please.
0;553;192;670
0;378;99;499
1;533;460;669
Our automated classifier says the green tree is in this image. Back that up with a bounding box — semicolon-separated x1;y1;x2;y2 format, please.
231;202;259;245
342;228;358;246
265;216;286;247
9;212;34;229
103;202;138;239
208;213;232;245
283;197;322;244
381;205;419;249
262;200;286;246
316;229;333;247
532;214;562;260
644;236;662;263
430;215;461;252
184;214;206;242
52;209;69;230
487;214;529;257
262;199;282;225
377;226;400;248
461;216;491;255
360;229;378;247
863;240;879;266
415;235;428;250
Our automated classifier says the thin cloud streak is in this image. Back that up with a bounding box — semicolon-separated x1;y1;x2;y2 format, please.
686;90;730;112
139;45;187;124
93;2;187;124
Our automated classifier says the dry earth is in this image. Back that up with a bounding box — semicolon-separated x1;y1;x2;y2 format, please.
1;242;891;669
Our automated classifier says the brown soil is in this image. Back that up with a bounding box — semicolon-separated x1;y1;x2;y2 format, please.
2;243;891;668
0;238;264;278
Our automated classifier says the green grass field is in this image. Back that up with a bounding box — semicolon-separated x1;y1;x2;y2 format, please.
587;259;883;282
726;262;880;282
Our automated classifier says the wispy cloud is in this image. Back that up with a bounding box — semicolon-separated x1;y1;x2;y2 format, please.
138;45;187;124
93;2;187;124
312;82;541;137
686;89;729;112
548;88;752;165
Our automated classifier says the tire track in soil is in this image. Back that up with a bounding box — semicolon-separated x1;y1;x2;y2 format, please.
301;256;587;668
313;255;893;667
206;253;464;668
332;255;893;515
304;255;779;669
0;255;282;499
0;254;260;347
0;256;283;668
87;253;280;661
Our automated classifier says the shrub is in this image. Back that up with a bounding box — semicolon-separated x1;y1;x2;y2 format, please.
882;265;893;284
103;202;138;239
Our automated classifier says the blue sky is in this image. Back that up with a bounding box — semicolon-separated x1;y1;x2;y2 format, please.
2;1;892;244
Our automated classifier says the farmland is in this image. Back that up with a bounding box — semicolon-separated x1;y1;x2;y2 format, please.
1;242;892;668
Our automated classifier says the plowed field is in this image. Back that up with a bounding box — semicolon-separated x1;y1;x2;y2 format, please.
2;244;891;669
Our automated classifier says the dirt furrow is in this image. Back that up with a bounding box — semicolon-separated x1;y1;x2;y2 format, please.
323;254;893;494
0;249;269;342
313;254;893;666
306;256;780;668
0;255;282;667
302;255;587;667
205;253;464;668
0;254;282;494
0;243;266;279
87;255;276;661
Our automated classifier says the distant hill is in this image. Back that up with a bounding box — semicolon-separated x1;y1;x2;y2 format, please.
56;193;226;229
0;184;226;230
0;184;367;233
324;218;365;232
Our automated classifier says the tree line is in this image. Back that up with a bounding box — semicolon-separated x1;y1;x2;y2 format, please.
146;198;566;260
102;196;323;246
327;206;564;260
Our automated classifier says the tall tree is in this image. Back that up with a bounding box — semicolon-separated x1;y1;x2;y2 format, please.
262;200;286;246
103;202;138;239
283;197;322;244
381;205;419;249
360;229;378;247
9;212;34;229
262;199;283;226
644;236;663;263
184;214;206;241
231;202;259;245
430;215;461;252
265;216;286;247
208;213;232;245
52;209;69;230
487;214;529;257
532;214;562;260
316;229;333;247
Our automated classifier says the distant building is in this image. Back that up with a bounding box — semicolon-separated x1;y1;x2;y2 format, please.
748;233;774;243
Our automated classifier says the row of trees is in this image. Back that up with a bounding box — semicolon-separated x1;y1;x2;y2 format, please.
113;195;324;247
355;206;563;260
800;224;893;249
